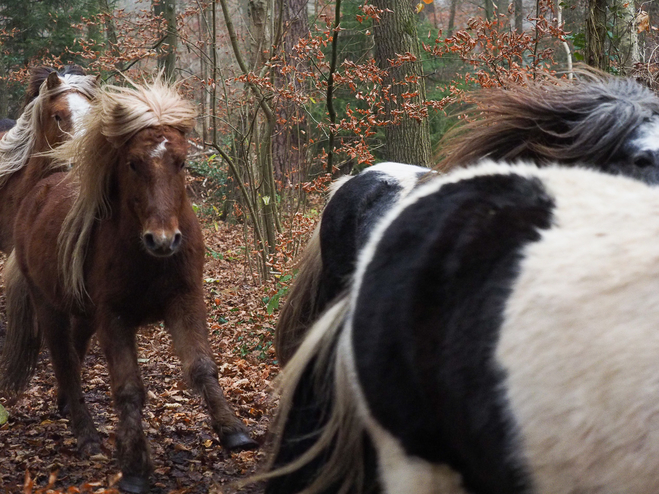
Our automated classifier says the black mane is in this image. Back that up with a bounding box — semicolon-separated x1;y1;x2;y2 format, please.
438;75;659;176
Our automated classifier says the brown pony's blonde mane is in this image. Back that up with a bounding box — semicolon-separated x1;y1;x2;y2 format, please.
0;72;98;186
436;70;659;172
52;79;197;303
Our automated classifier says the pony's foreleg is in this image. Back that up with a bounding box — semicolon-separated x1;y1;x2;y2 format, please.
96;318;151;494
35;299;100;455
165;293;258;451
56;316;96;414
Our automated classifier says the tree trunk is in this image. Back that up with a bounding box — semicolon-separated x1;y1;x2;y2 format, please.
585;0;608;71
615;0;639;72
372;0;431;167
154;0;177;80
514;0;523;31
557;0;573;78
247;0;279;251
0;61;8;117
272;0;310;184
249;0;268;70
447;0;458;36
484;0;493;21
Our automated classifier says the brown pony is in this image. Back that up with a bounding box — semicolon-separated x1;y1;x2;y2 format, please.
0;80;257;494
0;66;98;252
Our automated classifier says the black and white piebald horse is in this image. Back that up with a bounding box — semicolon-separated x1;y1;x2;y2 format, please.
265;161;659;493
275;74;659;366
275;161;431;363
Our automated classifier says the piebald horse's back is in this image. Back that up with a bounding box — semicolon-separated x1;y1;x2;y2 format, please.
267;162;659;493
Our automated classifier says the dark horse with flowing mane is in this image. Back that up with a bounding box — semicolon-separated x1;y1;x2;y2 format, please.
0;80;257;493
0;65;98;253
265;161;659;493
274;74;659;366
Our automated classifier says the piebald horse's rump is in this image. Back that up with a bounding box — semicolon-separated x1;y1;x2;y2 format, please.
266;162;659;494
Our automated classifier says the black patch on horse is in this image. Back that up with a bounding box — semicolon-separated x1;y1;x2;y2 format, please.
319;169;428;308
352;173;555;494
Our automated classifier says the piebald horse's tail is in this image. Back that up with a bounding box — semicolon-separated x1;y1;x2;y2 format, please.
275;175;353;366
260;295;372;493
0;251;41;400
274;224;323;366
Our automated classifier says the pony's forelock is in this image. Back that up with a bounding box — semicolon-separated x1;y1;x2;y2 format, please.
98;79;196;147
54;78;197;304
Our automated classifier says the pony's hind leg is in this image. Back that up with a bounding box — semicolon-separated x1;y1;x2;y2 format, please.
35;297;100;455
96;316;151;494
165;294;258;451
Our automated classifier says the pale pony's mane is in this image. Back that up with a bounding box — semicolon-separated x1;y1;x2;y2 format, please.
0;73;98;186
53;79;197;303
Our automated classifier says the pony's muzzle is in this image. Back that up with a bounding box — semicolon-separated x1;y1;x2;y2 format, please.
142;229;182;257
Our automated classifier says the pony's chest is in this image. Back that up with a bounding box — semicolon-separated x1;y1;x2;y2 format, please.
88;250;191;320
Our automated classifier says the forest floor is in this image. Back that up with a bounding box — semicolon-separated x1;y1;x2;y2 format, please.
0;178;314;493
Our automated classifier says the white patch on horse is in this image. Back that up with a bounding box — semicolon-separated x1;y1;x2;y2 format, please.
67;92;91;133
150;138;169;159
496;167;659;493
630;115;659;152
367;420;466;494
365;161;431;195
351;160;521;302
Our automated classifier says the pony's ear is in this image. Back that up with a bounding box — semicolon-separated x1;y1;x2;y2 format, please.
46;71;61;91
94;74;102;86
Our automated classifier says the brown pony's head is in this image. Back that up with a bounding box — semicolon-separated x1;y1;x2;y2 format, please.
0;67;99;185
37;71;97;151
53;78;197;301
120;125;189;257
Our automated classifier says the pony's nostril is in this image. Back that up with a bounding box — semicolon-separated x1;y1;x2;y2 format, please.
143;232;156;250
171;232;182;250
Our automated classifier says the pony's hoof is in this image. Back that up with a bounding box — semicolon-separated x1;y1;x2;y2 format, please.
222;431;258;451
57;398;70;416
78;437;101;456
119;474;150;494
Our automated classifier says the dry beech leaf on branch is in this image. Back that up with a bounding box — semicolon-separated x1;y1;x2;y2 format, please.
638;11;650;33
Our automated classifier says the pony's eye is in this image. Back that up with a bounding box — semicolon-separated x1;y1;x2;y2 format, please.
54;114;62;122
179;161;186;170
634;151;655;168
128;161;137;171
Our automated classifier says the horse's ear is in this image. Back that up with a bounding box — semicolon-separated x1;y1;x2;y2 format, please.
94;74;102;86
46;71;62;91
